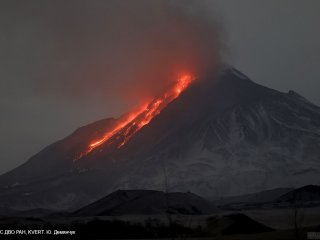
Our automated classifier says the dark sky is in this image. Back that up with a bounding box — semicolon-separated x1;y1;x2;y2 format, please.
1;0;319;174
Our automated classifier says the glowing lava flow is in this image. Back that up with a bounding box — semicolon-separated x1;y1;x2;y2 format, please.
76;74;194;160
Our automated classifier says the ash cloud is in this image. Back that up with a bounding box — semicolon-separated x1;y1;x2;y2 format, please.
3;0;222;105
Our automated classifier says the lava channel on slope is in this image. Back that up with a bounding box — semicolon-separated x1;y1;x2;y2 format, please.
75;74;194;160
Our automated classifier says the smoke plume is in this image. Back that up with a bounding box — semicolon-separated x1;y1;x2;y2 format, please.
17;0;222;106
0;0;223;173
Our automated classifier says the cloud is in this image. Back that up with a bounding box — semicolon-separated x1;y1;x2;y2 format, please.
1;0;221;105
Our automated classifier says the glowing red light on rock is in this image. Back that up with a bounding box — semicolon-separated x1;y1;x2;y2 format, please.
75;74;194;160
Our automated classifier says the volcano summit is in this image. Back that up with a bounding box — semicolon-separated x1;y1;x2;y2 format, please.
1;66;320;211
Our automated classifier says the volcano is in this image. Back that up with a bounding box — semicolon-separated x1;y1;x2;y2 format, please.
1;66;320;211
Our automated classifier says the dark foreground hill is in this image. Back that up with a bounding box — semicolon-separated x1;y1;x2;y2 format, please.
73;190;216;216
206;213;274;235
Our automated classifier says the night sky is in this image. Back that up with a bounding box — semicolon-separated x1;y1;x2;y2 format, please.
1;0;319;173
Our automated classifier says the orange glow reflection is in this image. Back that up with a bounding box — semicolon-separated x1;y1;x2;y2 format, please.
75;74;194;160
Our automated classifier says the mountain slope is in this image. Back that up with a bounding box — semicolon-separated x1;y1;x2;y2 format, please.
0;66;319;210
276;185;320;203
213;187;293;206
93;67;320;198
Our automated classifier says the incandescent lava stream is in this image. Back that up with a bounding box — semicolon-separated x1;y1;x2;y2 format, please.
76;74;195;160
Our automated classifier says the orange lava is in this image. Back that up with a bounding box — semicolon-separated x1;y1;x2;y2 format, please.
75;74;194;160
